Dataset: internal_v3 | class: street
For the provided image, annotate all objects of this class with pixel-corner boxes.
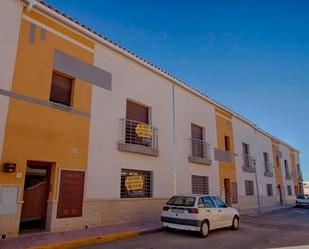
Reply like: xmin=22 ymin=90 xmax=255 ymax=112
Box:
xmin=77 ymin=207 xmax=309 ymax=249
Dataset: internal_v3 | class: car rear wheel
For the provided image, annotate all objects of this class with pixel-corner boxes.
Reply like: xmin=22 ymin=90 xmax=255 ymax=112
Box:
xmin=231 ymin=216 xmax=239 ymax=230
xmin=199 ymin=221 xmax=209 ymax=238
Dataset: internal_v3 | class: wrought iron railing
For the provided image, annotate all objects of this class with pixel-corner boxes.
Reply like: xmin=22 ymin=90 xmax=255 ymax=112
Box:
xmin=242 ymin=154 xmax=255 ymax=172
xmin=119 ymin=118 xmax=158 ymax=150
xmin=189 ymin=139 xmax=211 ymax=161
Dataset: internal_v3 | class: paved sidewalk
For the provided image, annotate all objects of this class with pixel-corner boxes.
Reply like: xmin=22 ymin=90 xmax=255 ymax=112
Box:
xmin=0 ymin=220 xmax=162 ymax=249
xmin=238 ymin=204 xmax=294 ymax=217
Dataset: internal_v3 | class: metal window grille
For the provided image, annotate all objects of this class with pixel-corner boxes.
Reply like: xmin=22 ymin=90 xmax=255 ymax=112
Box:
xmin=243 ymin=154 xmax=254 ymax=170
xmin=266 ymin=184 xmax=273 ymax=196
xmin=119 ymin=119 xmax=158 ymax=150
xmin=121 ymin=169 xmax=152 ymax=198
xmin=245 ymin=180 xmax=254 ymax=195
xmin=192 ymin=175 xmax=209 ymax=195
xmin=189 ymin=139 xmax=211 ymax=160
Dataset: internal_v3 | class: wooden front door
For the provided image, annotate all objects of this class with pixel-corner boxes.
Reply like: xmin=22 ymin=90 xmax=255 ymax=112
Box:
xmin=224 ymin=178 xmax=232 ymax=206
xmin=20 ymin=162 xmax=51 ymax=232
xmin=277 ymin=184 xmax=283 ymax=205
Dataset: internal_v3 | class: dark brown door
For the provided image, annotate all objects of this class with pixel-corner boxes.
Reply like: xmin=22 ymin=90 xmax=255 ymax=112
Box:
xmin=57 ymin=170 xmax=85 ymax=218
xmin=20 ymin=162 xmax=51 ymax=232
xmin=224 ymin=178 xmax=232 ymax=206
xmin=277 ymin=184 xmax=283 ymax=205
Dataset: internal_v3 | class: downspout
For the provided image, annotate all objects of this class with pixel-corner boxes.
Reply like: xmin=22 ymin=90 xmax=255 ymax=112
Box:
xmin=172 ymin=84 xmax=177 ymax=195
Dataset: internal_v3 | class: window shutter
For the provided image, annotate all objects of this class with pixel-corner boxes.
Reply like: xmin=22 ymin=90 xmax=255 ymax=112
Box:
xmin=57 ymin=170 xmax=85 ymax=218
xmin=126 ymin=101 xmax=149 ymax=124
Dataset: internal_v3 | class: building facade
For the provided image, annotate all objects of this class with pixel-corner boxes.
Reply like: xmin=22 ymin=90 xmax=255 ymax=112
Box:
xmin=0 ymin=0 xmax=303 ymax=237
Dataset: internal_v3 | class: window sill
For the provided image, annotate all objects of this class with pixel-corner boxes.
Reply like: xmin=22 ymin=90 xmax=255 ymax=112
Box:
xmin=117 ymin=142 xmax=159 ymax=157
xmin=188 ymin=156 xmax=211 ymax=165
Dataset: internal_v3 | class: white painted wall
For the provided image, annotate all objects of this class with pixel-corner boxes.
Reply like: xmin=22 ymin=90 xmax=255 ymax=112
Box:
xmin=0 ymin=0 xmax=22 ymax=161
xmin=86 ymin=44 xmax=174 ymax=199
xmin=233 ymin=118 xmax=276 ymax=199
xmin=255 ymin=131 xmax=277 ymax=199
xmin=174 ymin=85 xmax=220 ymax=196
xmin=233 ymin=118 xmax=258 ymax=197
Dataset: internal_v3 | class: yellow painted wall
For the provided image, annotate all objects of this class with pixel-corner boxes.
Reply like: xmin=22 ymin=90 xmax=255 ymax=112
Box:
xmin=0 ymin=9 xmax=94 ymax=201
xmin=290 ymin=150 xmax=299 ymax=192
xmin=272 ymin=142 xmax=282 ymax=189
xmin=215 ymin=108 xmax=236 ymax=192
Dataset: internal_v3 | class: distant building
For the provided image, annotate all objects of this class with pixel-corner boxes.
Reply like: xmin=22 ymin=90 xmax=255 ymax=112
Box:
xmin=304 ymin=182 xmax=309 ymax=195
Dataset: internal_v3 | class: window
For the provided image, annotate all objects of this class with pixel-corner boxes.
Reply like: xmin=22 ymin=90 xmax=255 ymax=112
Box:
xmin=242 ymin=143 xmax=250 ymax=155
xmin=245 ymin=180 xmax=254 ymax=195
xmin=284 ymin=160 xmax=289 ymax=177
xmin=263 ymin=152 xmax=269 ymax=172
xmin=224 ymin=136 xmax=230 ymax=151
xmin=266 ymin=184 xmax=273 ymax=196
xmin=50 ymin=71 xmax=73 ymax=106
xmin=232 ymin=182 xmax=238 ymax=204
xmin=191 ymin=124 xmax=204 ymax=158
xmin=125 ymin=100 xmax=151 ymax=146
xmin=287 ymin=185 xmax=292 ymax=196
xmin=121 ymin=169 xmax=152 ymax=198
xmin=57 ymin=170 xmax=85 ymax=218
xmin=166 ymin=196 xmax=195 ymax=207
xmin=212 ymin=197 xmax=226 ymax=208
xmin=202 ymin=196 xmax=215 ymax=208
xmin=126 ymin=100 xmax=149 ymax=123
xmin=276 ymin=156 xmax=280 ymax=167
xmin=192 ymin=175 xmax=209 ymax=195
xmin=242 ymin=143 xmax=251 ymax=168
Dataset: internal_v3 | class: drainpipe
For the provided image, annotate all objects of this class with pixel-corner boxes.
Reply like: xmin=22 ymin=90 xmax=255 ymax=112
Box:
xmin=172 ymin=85 xmax=177 ymax=195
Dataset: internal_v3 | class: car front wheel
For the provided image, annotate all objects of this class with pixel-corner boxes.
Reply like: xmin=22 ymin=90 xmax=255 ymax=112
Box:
xmin=199 ymin=221 xmax=209 ymax=238
xmin=231 ymin=216 xmax=239 ymax=230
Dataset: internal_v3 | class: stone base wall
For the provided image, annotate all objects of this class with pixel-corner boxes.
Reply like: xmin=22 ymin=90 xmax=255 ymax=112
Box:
xmin=0 ymin=203 xmax=22 ymax=237
xmin=235 ymin=195 xmax=278 ymax=209
xmin=48 ymin=198 xmax=167 ymax=233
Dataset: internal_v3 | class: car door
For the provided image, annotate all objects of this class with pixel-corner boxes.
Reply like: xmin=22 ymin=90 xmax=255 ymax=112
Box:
xmin=201 ymin=196 xmax=220 ymax=229
xmin=212 ymin=196 xmax=232 ymax=228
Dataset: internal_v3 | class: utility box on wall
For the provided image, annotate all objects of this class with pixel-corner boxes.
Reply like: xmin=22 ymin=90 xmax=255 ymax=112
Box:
xmin=2 ymin=163 xmax=16 ymax=173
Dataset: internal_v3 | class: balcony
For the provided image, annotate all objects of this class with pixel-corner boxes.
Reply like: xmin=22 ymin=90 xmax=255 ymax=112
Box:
xmin=242 ymin=154 xmax=255 ymax=173
xmin=117 ymin=119 xmax=159 ymax=156
xmin=264 ymin=161 xmax=274 ymax=177
xmin=188 ymin=139 xmax=211 ymax=165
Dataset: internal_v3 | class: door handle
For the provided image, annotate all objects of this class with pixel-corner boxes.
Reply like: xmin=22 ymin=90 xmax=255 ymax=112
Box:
xmin=218 ymin=210 xmax=222 ymax=212
xmin=206 ymin=210 xmax=210 ymax=212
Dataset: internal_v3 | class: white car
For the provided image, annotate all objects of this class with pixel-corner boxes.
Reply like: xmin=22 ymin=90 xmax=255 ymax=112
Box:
xmin=295 ymin=195 xmax=309 ymax=208
xmin=161 ymin=194 xmax=239 ymax=237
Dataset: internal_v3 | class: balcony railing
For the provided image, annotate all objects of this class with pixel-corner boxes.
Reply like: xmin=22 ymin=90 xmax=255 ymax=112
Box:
xmin=188 ymin=139 xmax=211 ymax=165
xmin=118 ymin=119 xmax=159 ymax=156
xmin=242 ymin=154 xmax=255 ymax=172
xmin=264 ymin=161 xmax=274 ymax=177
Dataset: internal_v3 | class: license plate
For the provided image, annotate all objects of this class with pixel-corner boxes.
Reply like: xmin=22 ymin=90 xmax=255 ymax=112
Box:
xmin=172 ymin=209 xmax=184 ymax=213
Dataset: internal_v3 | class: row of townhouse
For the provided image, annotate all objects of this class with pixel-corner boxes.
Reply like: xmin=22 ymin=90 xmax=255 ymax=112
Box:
xmin=0 ymin=0 xmax=303 ymax=237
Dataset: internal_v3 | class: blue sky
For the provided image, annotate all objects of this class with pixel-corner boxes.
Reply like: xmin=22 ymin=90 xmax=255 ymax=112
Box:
xmin=47 ymin=0 xmax=309 ymax=180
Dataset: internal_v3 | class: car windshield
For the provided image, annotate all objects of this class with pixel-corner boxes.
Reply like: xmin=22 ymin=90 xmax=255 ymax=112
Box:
xmin=166 ymin=196 xmax=196 ymax=207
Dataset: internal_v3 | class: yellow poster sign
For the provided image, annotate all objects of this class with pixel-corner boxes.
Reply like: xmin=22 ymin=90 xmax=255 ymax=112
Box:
xmin=135 ymin=124 xmax=152 ymax=138
xmin=125 ymin=175 xmax=144 ymax=191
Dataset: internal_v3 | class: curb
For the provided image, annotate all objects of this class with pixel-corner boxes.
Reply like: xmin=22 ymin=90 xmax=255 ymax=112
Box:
xmin=26 ymin=227 xmax=162 ymax=249
xmin=240 ymin=206 xmax=294 ymax=218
